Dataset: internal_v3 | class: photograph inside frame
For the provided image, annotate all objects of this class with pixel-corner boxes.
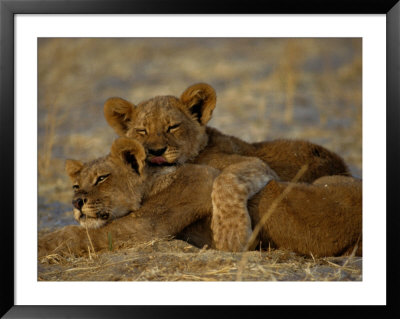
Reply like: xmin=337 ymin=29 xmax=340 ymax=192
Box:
xmin=37 ymin=38 xmax=362 ymax=282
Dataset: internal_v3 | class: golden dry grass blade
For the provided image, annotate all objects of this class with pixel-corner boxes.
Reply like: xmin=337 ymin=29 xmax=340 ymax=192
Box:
xmin=244 ymin=164 xmax=309 ymax=251
xmin=236 ymin=165 xmax=308 ymax=281
xmin=85 ymin=224 xmax=97 ymax=258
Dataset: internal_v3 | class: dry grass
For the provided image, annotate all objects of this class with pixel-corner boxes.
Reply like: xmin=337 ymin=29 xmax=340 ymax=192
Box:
xmin=236 ymin=164 xmax=309 ymax=280
xmin=38 ymin=38 xmax=362 ymax=281
xmin=38 ymin=238 xmax=362 ymax=281
xmin=38 ymin=98 xmax=62 ymax=178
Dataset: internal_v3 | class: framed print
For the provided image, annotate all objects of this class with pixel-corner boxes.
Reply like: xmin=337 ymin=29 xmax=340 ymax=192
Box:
xmin=1 ymin=0 xmax=399 ymax=318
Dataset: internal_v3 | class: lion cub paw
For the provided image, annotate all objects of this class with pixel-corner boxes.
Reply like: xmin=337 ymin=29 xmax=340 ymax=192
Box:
xmin=210 ymin=160 xmax=274 ymax=252
xmin=211 ymin=195 xmax=252 ymax=252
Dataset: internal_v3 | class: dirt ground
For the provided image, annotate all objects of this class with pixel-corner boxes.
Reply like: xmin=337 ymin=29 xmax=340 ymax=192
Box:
xmin=38 ymin=237 xmax=362 ymax=281
xmin=38 ymin=38 xmax=362 ymax=281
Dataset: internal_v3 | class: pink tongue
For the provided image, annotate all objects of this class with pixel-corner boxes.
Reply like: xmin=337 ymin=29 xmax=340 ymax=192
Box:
xmin=150 ymin=156 xmax=167 ymax=165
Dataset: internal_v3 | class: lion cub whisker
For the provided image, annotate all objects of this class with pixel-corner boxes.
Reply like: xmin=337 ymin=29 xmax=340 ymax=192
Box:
xmin=103 ymin=83 xmax=353 ymax=252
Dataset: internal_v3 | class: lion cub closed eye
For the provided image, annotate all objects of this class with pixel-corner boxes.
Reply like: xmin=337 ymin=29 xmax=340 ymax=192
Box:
xmin=59 ymin=137 xmax=361 ymax=258
xmin=103 ymin=83 xmax=351 ymax=252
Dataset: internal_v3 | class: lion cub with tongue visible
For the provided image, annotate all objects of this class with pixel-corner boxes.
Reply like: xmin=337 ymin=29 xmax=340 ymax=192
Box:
xmin=104 ymin=83 xmax=351 ymax=252
xmin=38 ymin=138 xmax=361 ymax=258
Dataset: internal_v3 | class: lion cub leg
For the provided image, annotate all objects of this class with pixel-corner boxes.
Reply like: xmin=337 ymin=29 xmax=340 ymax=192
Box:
xmin=211 ymin=158 xmax=278 ymax=252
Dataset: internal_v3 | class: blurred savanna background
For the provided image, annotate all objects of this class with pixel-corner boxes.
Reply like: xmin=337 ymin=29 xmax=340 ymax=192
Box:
xmin=38 ymin=38 xmax=362 ymax=281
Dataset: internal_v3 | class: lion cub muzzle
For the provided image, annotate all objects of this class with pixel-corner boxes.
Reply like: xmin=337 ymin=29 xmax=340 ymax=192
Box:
xmin=72 ymin=197 xmax=85 ymax=210
xmin=72 ymin=196 xmax=110 ymax=222
xmin=147 ymin=147 xmax=168 ymax=165
xmin=148 ymin=147 xmax=167 ymax=157
xmin=146 ymin=147 xmax=178 ymax=167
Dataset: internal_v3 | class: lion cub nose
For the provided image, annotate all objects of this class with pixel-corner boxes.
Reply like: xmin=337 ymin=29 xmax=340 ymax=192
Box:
xmin=148 ymin=147 xmax=167 ymax=156
xmin=72 ymin=198 xmax=84 ymax=210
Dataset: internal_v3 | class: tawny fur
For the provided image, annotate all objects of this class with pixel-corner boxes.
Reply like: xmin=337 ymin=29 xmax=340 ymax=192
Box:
xmin=249 ymin=176 xmax=362 ymax=256
xmin=103 ymin=83 xmax=349 ymax=181
xmin=211 ymin=158 xmax=277 ymax=251
xmin=102 ymin=83 xmax=351 ymax=251
xmin=38 ymin=138 xmax=361 ymax=258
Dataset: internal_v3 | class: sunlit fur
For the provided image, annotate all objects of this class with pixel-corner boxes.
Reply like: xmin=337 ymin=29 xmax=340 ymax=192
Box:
xmin=65 ymin=138 xmax=177 ymax=229
xmin=103 ymin=83 xmax=352 ymax=251
xmin=40 ymin=140 xmax=362 ymax=257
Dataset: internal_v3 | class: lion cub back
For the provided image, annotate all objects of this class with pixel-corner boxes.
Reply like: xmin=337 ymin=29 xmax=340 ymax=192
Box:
xmin=249 ymin=176 xmax=362 ymax=257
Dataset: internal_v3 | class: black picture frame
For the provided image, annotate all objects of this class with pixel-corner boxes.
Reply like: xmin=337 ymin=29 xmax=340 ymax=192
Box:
xmin=1 ymin=0 xmax=399 ymax=318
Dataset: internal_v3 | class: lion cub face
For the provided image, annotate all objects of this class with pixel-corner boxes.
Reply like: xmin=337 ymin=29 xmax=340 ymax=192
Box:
xmin=104 ymin=83 xmax=216 ymax=165
xmin=65 ymin=138 xmax=148 ymax=229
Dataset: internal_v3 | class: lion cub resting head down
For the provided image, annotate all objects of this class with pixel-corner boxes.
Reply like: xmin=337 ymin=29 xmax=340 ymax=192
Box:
xmin=103 ymin=83 xmax=352 ymax=252
xmin=65 ymin=138 xmax=179 ymax=229
xmin=104 ymin=82 xmax=350 ymax=181
xmin=59 ymin=138 xmax=362 ymax=257
xmin=38 ymin=137 xmax=218 ymax=257
xmin=104 ymin=84 xmax=215 ymax=166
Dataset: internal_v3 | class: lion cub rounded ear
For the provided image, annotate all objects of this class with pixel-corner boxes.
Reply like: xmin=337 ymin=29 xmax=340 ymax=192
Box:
xmin=65 ymin=159 xmax=84 ymax=179
xmin=180 ymin=83 xmax=216 ymax=125
xmin=110 ymin=138 xmax=146 ymax=175
xmin=104 ymin=97 xmax=136 ymax=136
